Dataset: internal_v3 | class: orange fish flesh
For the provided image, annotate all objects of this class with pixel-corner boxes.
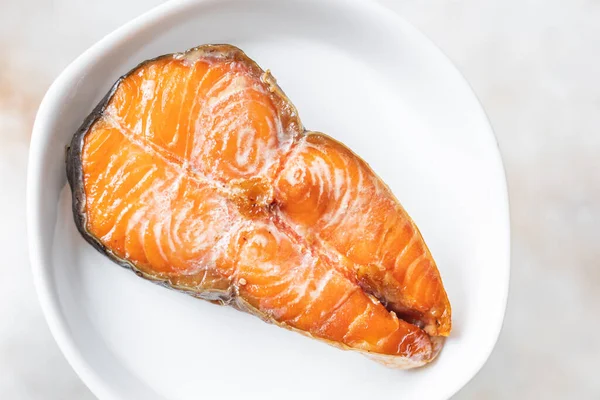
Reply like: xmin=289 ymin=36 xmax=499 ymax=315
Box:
xmin=66 ymin=44 xmax=451 ymax=369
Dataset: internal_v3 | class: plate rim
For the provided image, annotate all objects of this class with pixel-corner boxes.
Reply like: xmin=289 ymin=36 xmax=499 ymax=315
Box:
xmin=26 ymin=0 xmax=511 ymax=399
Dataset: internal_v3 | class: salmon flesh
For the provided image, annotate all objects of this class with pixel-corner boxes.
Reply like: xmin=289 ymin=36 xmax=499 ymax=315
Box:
xmin=66 ymin=44 xmax=451 ymax=368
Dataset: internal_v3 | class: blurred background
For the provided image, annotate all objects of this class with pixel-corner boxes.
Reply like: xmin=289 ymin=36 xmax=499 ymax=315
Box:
xmin=1 ymin=0 xmax=598 ymax=398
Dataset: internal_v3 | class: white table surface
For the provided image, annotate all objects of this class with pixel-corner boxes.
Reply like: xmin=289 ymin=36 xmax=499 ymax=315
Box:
xmin=1 ymin=0 xmax=598 ymax=398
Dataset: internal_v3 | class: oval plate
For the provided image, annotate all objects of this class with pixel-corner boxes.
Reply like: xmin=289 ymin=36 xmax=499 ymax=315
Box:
xmin=27 ymin=0 xmax=510 ymax=399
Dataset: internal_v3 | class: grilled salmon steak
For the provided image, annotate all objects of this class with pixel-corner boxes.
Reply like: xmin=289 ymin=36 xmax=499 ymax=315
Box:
xmin=67 ymin=44 xmax=451 ymax=368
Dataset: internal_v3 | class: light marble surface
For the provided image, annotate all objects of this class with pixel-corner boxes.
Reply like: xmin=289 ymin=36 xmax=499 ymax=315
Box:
xmin=1 ymin=0 xmax=598 ymax=398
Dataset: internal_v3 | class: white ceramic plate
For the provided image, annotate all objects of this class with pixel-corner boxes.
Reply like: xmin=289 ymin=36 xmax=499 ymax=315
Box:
xmin=27 ymin=0 xmax=510 ymax=399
